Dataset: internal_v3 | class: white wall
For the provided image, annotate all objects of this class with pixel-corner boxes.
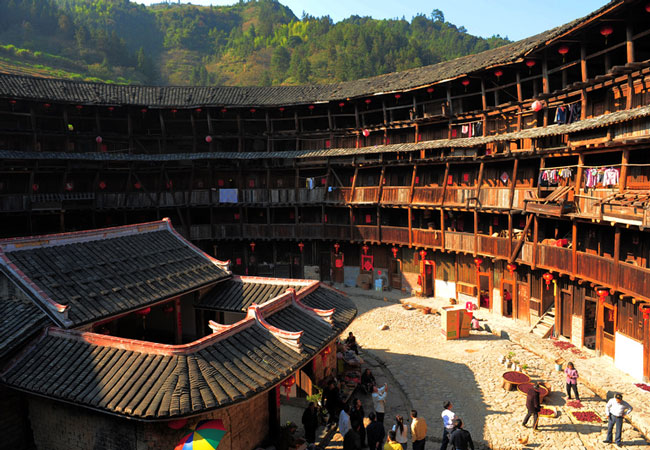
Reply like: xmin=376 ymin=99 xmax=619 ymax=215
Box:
xmin=614 ymin=332 xmax=644 ymax=381
xmin=435 ymin=279 xmax=456 ymax=299
xmin=492 ymin=288 xmax=503 ymax=316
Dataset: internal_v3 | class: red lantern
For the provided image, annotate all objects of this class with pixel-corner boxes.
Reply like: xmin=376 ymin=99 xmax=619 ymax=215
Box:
xmin=32 ymin=183 xmax=39 ymax=192
xmin=365 ymin=99 xmax=372 ymax=104
xmin=525 ymin=60 xmax=536 ymax=68
xmin=75 ymin=105 xmax=83 ymax=110
xmin=558 ymin=45 xmax=570 ymax=56
xmin=494 ymin=69 xmax=503 ymax=78
xmin=279 ymin=107 xmax=285 ymax=112
xmin=140 ymin=108 xmax=147 ymax=113
xmin=334 ymin=243 xmax=340 ymax=254
xmin=108 ymin=106 xmax=115 ymax=112
xmin=531 ymin=100 xmax=544 ymax=112
xmin=646 ymin=3 xmax=650 ymax=13
xmin=542 ymin=272 xmax=554 ymax=290
xmin=308 ymin=105 xmax=315 ymax=110
xmin=474 ymin=257 xmax=483 ymax=267
xmin=639 ymin=303 xmax=650 ymax=321
xmin=64 ymin=182 xmax=74 ymax=192
xmin=281 ymin=376 xmax=296 ymax=401
xmin=426 ymin=87 xmax=434 ymax=93
xmin=391 ymin=247 xmax=398 ymax=258
xmin=461 ymin=79 xmax=470 ymax=86
xmin=171 ymin=109 xmax=177 ymax=114
xmin=338 ymin=102 xmax=345 ymax=108
xmin=135 ymin=307 xmax=151 ymax=316
xmin=44 ymin=103 xmax=51 ymax=108
xmin=205 ymin=135 xmax=212 ymax=143
xmin=362 ymin=245 xmax=369 ymax=255
xmin=98 ymin=181 xmax=107 ymax=190
xmin=95 ymin=136 xmax=102 ymax=144
xmin=221 ymin=107 xmax=227 ymax=113
xmin=134 ymin=182 xmax=142 ymax=190
xmin=419 ymin=249 xmax=427 ymax=260
xmin=298 ymin=242 xmax=305 ymax=253
xmin=394 ymin=93 xmax=401 ymax=100
xmin=250 ymin=242 xmax=256 ymax=253
xmin=596 ymin=287 xmax=610 ymax=302
xmin=506 ymin=263 xmax=517 ymax=274
xmin=600 ymin=25 xmax=613 ymax=37
xmin=362 ymin=129 xmax=370 ymax=137
xmin=250 ymin=108 xmax=256 ymax=113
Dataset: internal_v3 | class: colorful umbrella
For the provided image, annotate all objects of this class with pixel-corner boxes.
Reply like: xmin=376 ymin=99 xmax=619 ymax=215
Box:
xmin=174 ymin=419 xmax=226 ymax=450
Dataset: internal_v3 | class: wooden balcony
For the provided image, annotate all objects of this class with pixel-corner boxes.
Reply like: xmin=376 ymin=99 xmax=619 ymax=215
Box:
xmin=190 ymin=224 xmax=212 ymax=240
xmin=412 ymin=187 xmax=444 ymax=205
xmin=478 ymin=235 xmax=509 ymax=258
xmin=297 ymin=187 xmax=326 ymax=203
xmin=576 ymin=252 xmax=615 ymax=284
xmin=296 ymin=223 xmax=324 ymax=239
xmin=411 ymin=228 xmax=442 ymax=248
xmin=618 ymin=263 xmax=650 ymax=300
xmin=537 ymin=245 xmax=573 ymax=273
xmin=324 ymin=224 xmax=351 ymax=240
xmin=380 ymin=187 xmax=410 ymax=205
xmin=243 ymin=223 xmax=271 ymax=239
xmin=214 ymin=224 xmax=242 ymax=239
xmin=325 ymin=187 xmax=352 ymax=203
xmin=380 ymin=226 xmax=409 ymax=245
xmin=271 ymin=224 xmax=296 ymax=239
xmin=444 ymin=231 xmax=475 ymax=253
xmin=241 ymin=189 xmax=269 ymax=204
xmin=351 ymin=225 xmax=379 ymax=242
xmin=0 ymin=194 xmax=29 ymax=212
xmin=351 ymin=187 xmax=380 ymax=204
xmin=444 ymin=187 xmax=477 ymax=206
xmin=189 ymin=190 xmax=211 ymax=205
xmin=269 ymin=189 xmax=296 ymax=204
xmin=477 ymin=188 xmax=511 ymax=209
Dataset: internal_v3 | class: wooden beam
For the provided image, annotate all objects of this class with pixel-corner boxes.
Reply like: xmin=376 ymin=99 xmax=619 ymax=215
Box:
xmin=532 ymin=215 xmax=538 ymax=269
xmin=613 ymin=226 xmax=621 ymax=289
xmin=408 ymin=206 xmax=413 ymax=248
xmin=627 ymin=24 xmax=635 ymax=64
xmin=509 ymin=158 xmax=519 ymax=210
xmin=509 ymin=214 xmax=533 ymax=263
xmin=480 ymin=79 xmax=487 ymax=111
xmin=516 ymin=71 xmax=523 ymax=102
xmin=620 ymin=149 xmax=629 ymax=192
xmin=473 ymin=210 xmax=478 ymax=257
xmin=508 ymin=213 xmax=513 ymax=257
xmin=572 ymin=220 xmax=578 ymax=277
xmin=542 ymin=53 xmax=550 ymax=94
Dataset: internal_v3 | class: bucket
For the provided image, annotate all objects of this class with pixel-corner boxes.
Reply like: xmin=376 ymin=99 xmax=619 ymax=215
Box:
xmin=555 ymin=363 xmax=563 ymax=371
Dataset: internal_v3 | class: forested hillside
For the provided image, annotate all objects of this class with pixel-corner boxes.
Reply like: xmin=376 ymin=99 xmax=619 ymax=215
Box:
xmin=0 ymin=0 xmax=509 ymax=86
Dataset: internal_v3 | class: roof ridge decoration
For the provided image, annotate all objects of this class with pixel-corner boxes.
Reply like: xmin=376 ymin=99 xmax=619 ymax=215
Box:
xmin=248 ymin=292 xmax=303 ymax=352
xmin=235 ymin=275 xmax=314 ymax=286
xmin=287 ymin=285 xmax=335 ymax=325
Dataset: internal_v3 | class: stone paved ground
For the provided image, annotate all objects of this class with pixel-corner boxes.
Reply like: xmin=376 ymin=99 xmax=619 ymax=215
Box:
xmin=322 ymin=287 xmax=650 ymax=450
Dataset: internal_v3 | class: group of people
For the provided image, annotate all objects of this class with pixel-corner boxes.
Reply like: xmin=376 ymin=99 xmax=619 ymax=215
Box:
xmin=340 ymin=408 xmax=428 ymax=450
xmin=520 ymin=362 xmax=634 ymax=447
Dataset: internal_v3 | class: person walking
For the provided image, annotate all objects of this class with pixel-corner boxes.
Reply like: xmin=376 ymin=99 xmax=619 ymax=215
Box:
xmin=301 ymin=401 xmax=319 ymax=445
xmin=350 ymin=397 xmax=366 ymax=448
xmin=449 ymin=418 xmax=474 ymax=450
xmin=391 ymin=415 xmax=408 ymax=450
xmin=324 ymin=380 xmax=342 ymax=427
xmin=604 ymin=393 xmax=633 ymax=446
xmin=440 ymin=401 xmax=456 ymax=450
xmin=372 ymin=383 xmax=388 ymax=423
xmin=344 ymin=422 xmax=363 ymax=450
xmin=339 ymin=404 xmax=352 ymax=438
xmin=384 ymin=430 xmax=403 ymax=450
xmin=564 ymin=362 xmax=580 ymax=401
xmin=411 ymin=409 xmax=427 ymax=450
xmin=522 ymin=382 xmax=541 ymax=430
xmin=367 ymin=412 xmax=386 ymax=450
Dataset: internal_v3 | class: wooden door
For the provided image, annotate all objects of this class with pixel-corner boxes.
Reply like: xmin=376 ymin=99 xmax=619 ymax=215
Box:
xmin=389 ymin=259 xmax=402 ymax=289
xmin=502 ymin=281 xmax=514 ymax=317
xmin=601 ymin=302 xmax=616 ymax=359
xmin=421 ymin=261 xmax=435 ymax=297
xmin=478 ymin=273 xmax=491 ymax=309
xmin=560 ymin=290 xmax=572 ymax=338
xmin=517 ymin=283 xmax=530 ymax=325
xmin=331 ymin=252 xmax=344 ymax=283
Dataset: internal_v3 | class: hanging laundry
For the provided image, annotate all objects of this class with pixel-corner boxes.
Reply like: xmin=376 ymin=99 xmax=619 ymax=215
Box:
xmin=451 ymin=128 xmax=458 ymax=138
xmin=555 ymin=106 xmax=567 ymax=125
xmin=306 ymin=177 xmax=314 ymax=189
xmin=472 ymin=121 xmax=483 ymax=136
xmin=602 ymin=167 xmax=619 ymax=186
xmin=461 ymin=124 xmax=469 ymax=136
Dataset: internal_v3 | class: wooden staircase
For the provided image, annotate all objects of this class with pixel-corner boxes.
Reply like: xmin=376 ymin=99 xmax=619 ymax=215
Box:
xmin=530 ymin=306 xmax=555 ymax=339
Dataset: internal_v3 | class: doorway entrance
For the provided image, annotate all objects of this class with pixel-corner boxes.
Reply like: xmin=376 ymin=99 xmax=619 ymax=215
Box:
xmin=559 ymin=289 xmax=573 ymax=339
xmin=600 ymin=302 xmax=616 ymax=359
xmin=389 ymin=259 xmax=402 ymax=290
xmin=501 ymin=281 xmax=514 ymax=318
xmin=421 ymin=260 xmax=435 ymax=297
xmin=478 ymin=273 xmax=491 ymax=309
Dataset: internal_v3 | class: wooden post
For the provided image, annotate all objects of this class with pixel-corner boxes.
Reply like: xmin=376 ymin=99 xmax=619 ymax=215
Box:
xmin=237 ymin=113 xmax=243 ymax=153
xmin=532 ymin=215 xmax=538 ymax=269
xmin=206 ymin=109 xmax=215 ymax=151
xmin=620 ymin=149 xmax=629 ymax=192
xmin=473 ymin=210 xmax=479 ymax=257
xmin=627 ymin=24 xmax=635 ymax=64
xmin=350 ymin=166 xmax=359 ymax=203
xmin=190 ymin=112 xmax=197 ymax=153
xmin=574 ymin=153 xmax=585 ymax=203
xmin=626 ymin=74 xmax=634 ymax=110
xmin=537 ymin=157 xmax=546 ymax=198
xmin=408 ymin=207 xmax=413 ymax=248
xmin=446 ymin=85 xmax=453 ymax=116
xmin=581 ymin=46 xmax=588 ymax=120
xmin=481 ymin=79 xmax=487 ymax=111
xmin=509 ymin=214 xmax=533 ymax=263
xmin=266 ymin=111 xmax=271 ymax=152
xmin=613 ymin=226 xmax=621 ymax=289
xmin=509 ymin=158 xmax=519 ymax=210
xmin=542 ymin=53 xmax=550 ymax=94
xmin=476 ymin=161 xmax=485 ymax=206
xmin=409 ymin=165 xmax=418 ymax=203
xmin=377 ymin=166 xmax=386 ymax=242
xmin=516 ymin=71 xmax=523 ymax=102
xmin=508 ymin=213 xmax=513 ymax=256
xmin=572 ymin=221 xmax=578 ymax=276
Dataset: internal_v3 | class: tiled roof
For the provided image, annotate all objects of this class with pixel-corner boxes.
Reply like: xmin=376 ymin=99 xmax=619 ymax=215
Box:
xmin=0 ymin=285 xmax=356 ymax=420
xmin=196 ymin=276 xmax=312 ymax=312
xmin=0 ymin=219 xmax=230 ymax=328
xmin=2 ymin=101 xmax=649 ymax=163
xmin=0 ymin=2 xmax=622 ymax=107
xmin=0 ymin=295 xmax=51 ymax=361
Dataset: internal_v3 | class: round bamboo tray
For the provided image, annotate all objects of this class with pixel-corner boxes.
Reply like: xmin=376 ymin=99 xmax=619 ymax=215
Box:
xmin=501 ymin=371 xmax=530 ymax=391
xmin=517 ymin=382 xmax=549 ymax=403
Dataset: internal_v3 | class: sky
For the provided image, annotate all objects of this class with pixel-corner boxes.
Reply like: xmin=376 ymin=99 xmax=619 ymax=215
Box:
xmin=132 ymin=0 xmax=608 ymax=41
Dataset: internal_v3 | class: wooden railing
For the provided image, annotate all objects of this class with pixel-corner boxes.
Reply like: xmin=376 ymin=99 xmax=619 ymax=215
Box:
xmin=297 ymin=187 xmax=326 ymax=203
xmin=352 ymin=225 xmax=379 ymax=242
xmin=190 ymin=224 xmax=212 ymax=240
xmin=444 ymin=187 xmax=477 ymax=206
xmin=0 ymin=194 xmax=29 ymax=212
xmin=296 ymin=224 xmax=324 ymax=239
xmin=325 ymin=187 xmax=352 ymax=203
xmin=412 ymin=228 xmax=442 ymax=248
xmin=618 ymin=263 xmax=650 ymax=299
xmin=519 ymin=242 xmax=534 ymax=264
xmin=271 ymin=224 xmax=296 ymax=239
xmin=380 ymin=187 xmax=410 ymax=204
xmin=243 ymin=224 xmax=271 ymax=238
xmin=351 ymin=187 xmax=380 ymax=203
xmin=412 ymin=187 xmax=444 ymax=205
xmin=241 ymin=189 xmax=269 ymax=204
xmin=269 ymin=189 xmax=296 ymax=204
xmin=444 ymin=231 xmax=475 ymax=253
xmin=381 ymin=226 xmax=409 ymax=245
xmin=538 ymin=245 xmax=573 ymax=273
xmin=214 ymin=224 xmax=242 ymax=239
xmin=478 ymin=188 xmax=511 ymax=209
xmin=576 ymin=252 xmax=615 ymax=284
xmin=189 ymin=190 xmax=211 ymax=205
xmin=478 ymin=235 xmax=509 ymax=258
xmin=324 ymin=224 xmax=350 ymax=240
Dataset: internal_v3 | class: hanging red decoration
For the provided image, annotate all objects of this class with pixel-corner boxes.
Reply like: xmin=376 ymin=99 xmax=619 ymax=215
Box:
xmin=506 ymin=263 xmax=517 ymax=274
xmin=334 ymin=243 xmax=340 ymax=254
xmin=391 ymin=246 xmax=398 ymax=258
xmin=195 ymin=108 xmax=202 ymax=113
xmin=171 ymin=109 xmax=177 ymax=114
xmin=365 ymin=99 xmax=372 ymax=104
xmin=135 ymin=307 xmax=151 ymax=316
xmin=281 ymin=375 xmax=296 ymax=400
xmin=134 ymin=182 xmax=142 ymax=189
xmin=596 ymin=287 xmax=610 ymax=302
xmin=531 ymin=100 xmax=544 ymax=112
xmin=308 ymin=105 xmax=315 ymax=110
xmin=362 ymin=129 xmax=370 ymax=137
xmin=95 ymin=136 xmax=102 ymax=144
xmin=44 ymin=103 xmax=51 ymax=108
xmin=646 ymin=3 xmax=650 ymax=13
xmin=461 ymin=79 xmax=470 ymax=86
xmin=9 ymin=100 xmax=16 ymax=105
xmin=558 ymin=45 xmax=570 ymax=56
xmin=427 ymin=87 xmax=434 ymax=93
xmin=205 ymin=135 xmax=213 ymax=143
xmin=75 ymin=105 xmax=83 ymax=110
xmin=525 ymin=60 xmax=536 ymax=68
xmin=639 ymin=303 xmax=650 ymax=320
xmin=249 ymin=242 xmax=256 ymax=253
xmin=32 ymin=183 xmax=39 ymax=192
xmin=163 ymin=304 xmax=174 ymax=314
xmin=394 ymin=93 xmax=401 ymax=100
xmin=542 ymin=272 xmax=554 ymax=290
xmin=250 ymin=108 xmax=256 ymax=113
xmin=279 ymin=107 xmax=285 ymax=112
xmin=474 ymin=257 xmax=483 ymax=267
xmin=221 ymin=107 xmax=227 ymax=113
xmin=362 ymin=245 xmax=369 ymax=255
xmin=600 ymin=25 xmax=613 ymax=37
xmin=108 ymin=106 xmax=115 ymax=112
xmin=298 ymin=242 xmax=305 ymax=253
xmin=338 ymin=102 xmax=345 ymax=108
xmin=64 ymin=182 xmax=74 ymax=192
xmin=494 ymin=69 xmax=503 ymax=78
xmin=419 ymin=249 xmax=427 ymax=260
xmin=98 ymin=181 xmax=107 ymax=190
xmin=140 ymin=108 xmax=147 ymax=113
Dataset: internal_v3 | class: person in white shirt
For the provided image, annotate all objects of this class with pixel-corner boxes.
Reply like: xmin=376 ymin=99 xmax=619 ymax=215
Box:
xmin=338 ymin=403 xmax=352 ymax=437
xmin=391 ymin=415 xmax=408 ymax=449
xmin=604 ymin=393 xmax=632 ymax=446
xmin=372 ymin=383 xmax=388 ymax=423
xmin=440 ymin=401 xmax=456 ymax=450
